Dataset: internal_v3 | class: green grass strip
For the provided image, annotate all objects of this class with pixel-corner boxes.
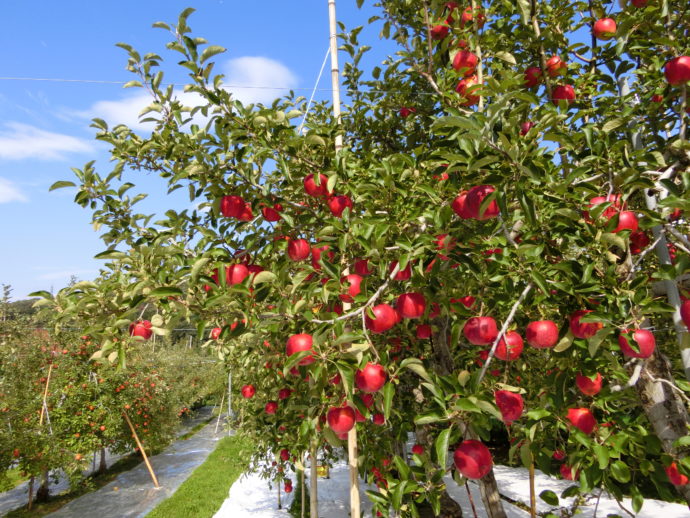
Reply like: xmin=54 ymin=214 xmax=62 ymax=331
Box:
xmin=146 ymin=434 xmax=253 ymax=518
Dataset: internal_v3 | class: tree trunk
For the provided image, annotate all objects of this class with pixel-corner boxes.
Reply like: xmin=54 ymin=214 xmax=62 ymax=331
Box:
xmin=634 ymin=352 xmax=690 ymax=507
xmin=35 ymin=469 xmax=50 ymax=503
xmin=98 ymin=447 xmax=107 ymax=474
xmin=431 ymin=317 xmax=507 ymax=518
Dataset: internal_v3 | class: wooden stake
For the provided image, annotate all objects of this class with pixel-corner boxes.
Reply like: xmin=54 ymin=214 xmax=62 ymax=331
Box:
xmin=122 ymin=410 xmax=160 ymax=488
xmin=347 ymin=426 xmax=360 ymax=517
xmin=529 ymin=460 xmax=537 ymax=518
xmin=28 ymin=476 xmax=34 ymax=511
xmin=310 ymin=443 xmax=318 ymax=518
xmin=301 ymin=455 xmax=306 ymax=518
xmin=278 ymin=478 xmax=282 ymax=509
xmin=39 ymin=363 xmax=53 ymax=426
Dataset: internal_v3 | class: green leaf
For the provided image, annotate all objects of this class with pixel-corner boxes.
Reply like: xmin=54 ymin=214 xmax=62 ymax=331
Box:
xmin=399 ymin=358 xmax=431 ymax=382
xmin=539 ymin=489 xmax=559 ymax=506
xmin=554 ymin=330 xmax=574 ymax=352
xmin=493 ymin=51 xmax=516 ymax=65
xmin=190 ymin=257 xmax=210 ymax=282
xmin=28 ymin=290 xmax=54 ymax=300
xmin=414 ymin=412 xmax=445 ymax=425
xmin=602 ymin=118 xmax=624 ymax=133
xmin=383 ymin=382 xmax=394 ymax=420
xmin=123 ymin=80 xmax=143 ymax=89
xmin=611 ymin=460 xmax=631 ymax=483
xmin=252 ymin=271 xmax=277 ymax=284
xmin=94 ymin=250 xmax=128 ymax=260
xmin=435 ymin=428 xmax=451 ymax=469
xmin=200 ymin=45 xmax=226 ymax=63
xmin=593 ymin=444 xmax=610 ymax=469
xmin=49 ymin=180 xmax=76 ymax=191
xmin=148 ymin=287 xmax=183 ymax=298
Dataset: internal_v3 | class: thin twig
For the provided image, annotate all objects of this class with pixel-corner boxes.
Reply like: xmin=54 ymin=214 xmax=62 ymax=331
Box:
xmin=625 ymin=234 xmax=663 ymax=281
xmin=610 ymin=360 xmax=644 ymax=392
xmin=476 ymin=283 xmax=533 ymax=386
xmin=665 ymin=224 xmax=690 ymax=255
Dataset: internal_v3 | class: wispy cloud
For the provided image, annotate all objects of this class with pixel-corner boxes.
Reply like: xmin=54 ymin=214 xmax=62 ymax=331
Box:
xmin=0 ymin=122 xmax=94 ymax=160
xmin=74 ymin=56 xmax=299 ymax=131
xmin=0 ymin=177 xmax=28 ymax=203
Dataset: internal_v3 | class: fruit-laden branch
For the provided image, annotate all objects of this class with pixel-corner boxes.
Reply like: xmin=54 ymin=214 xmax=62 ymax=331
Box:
xmin=476 ymin=282 xmax=533 ymax=387
xmin=310 ymin=263 xmax=400 ymax=324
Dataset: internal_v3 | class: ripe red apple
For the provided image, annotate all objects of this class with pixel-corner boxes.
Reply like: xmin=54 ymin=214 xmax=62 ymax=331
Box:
xmin=566 ymin=407 xmax=597 ymax=434
xmin=327 ymin=405 xmax=356 ymax=434
xmin=328 ymin=195 xmax=354 ymax=218
xmin=575 ymin=373 xmax=602 ymax=396
xmin=519 ymin=121 xmax=535 ymax=135
xmin=455 ymin=75 xmax=481 ymax=106
xmin=681 ymin=299 xmax=690 ymax=329
xmin=284 ymin=481 xmax=293 ymax=493
xmin=241 ymin=384 xmax=255 ymax=399
xmin=466 ymin=185 xmax=499 ymax=220
xmin=613 ymin=211 xmax=638 ymax=233
xmin=286 ymin=333 xmax=315 ymax=365
xmin=593 ymin=18 xmax=617 ymax=40
xmin=278 ymin=388 xmax=291 ymax=400
xmin=226 ymin=263 xmax=249 ymax=285
xmin=210 ymin=327 xmax=222 ymax=340
xmin=396 ymin=292 xmax=426 ymax=319
xmin=585 ymin=194 xmax=623 ymax=221
xmin=311 ymin=245 xmax=334 ymax=271
xmin=525 ymin=320 xmax=559 ymax=349
xmin=303 ymin=173 xmax=331 ymax=197
xmin=265 ymin=401 xmax=278 ymax=414
xmin=237 ymin=203 xmax=253 ymax=221
xmin=524 ymin=66 xmax=542 ymax=88
xmin=629 ymin=230 xmax=650 ymax=255
xmin=434 ymin=233 xmax=456 ymax=260
xmin=452 ymin=190 xmax=474 ymax=219
xmin=287 ymin=238 xmax=311 ymax=261
xmin=409 ymin=444 xmax=424 ymax=455
xmin=261 ymin=203 xmax=282 ymax=222
xmin=460 ymin=6 xmax=485 ymax=28
xmin=339 ymin=274 xmax=363 ymax=303
xmin=453 ymin=440 xmax=492 ymax=479
xmin=666 ymin=462 xmax=689 ymax=486
xmin=416 ymin=324 xmax=432 ymax=339
xmin=360 ymin=393 xmax=374 ymax=409
xmin=280 ymin=448 xmax=290 ymax=461
xmin=552 ymin=450 xmax=566 ymax=461
xmin=494 ymin=390 xmax=524 ymax=424
xmin=494 ymin=331 xmax=524 ymax=361
xmin=389 ymin=260 xmax=412 ymax=280
xmin=399 ymin=106 xmax=416 ymax=118
xmin=545 ymin=56 xmax=567 ymax=77
xmin=430 ymin=23 xmax=450 ymax=40
xmin=463 ymin=316 xmax=498 ymax=345
xmin=618 ymin=329 xmax=655 ymax=358
xmin=452 ymin=296 xmax=476 ymax=309
xmin=365 ymin=304 xmax=398 ymax=333
xmin=372 ymin=413 xmax=385 ymax=425
xmin=129 ymin=320 xmax=153 ymax=340
xmin=552 ymin=85 xmax=576 ymax=105
xmin=452 ymin=50 xmax=478 ymax=77
xmin=220 ymin=195 xmax=245 ymax=218
xmin=630 ymin=0 xmax=648 ymax=6
xmin=569 ymin=310 xmax=603 ymax=339
xmin=664 ymin=56 xmax=690 ymax=86
xmin=560 ymin=463 xmax=579 ymax=481
xmin=354 ymin=258 xmax=373 ymax=276
xmin=355 ymin=362 xmax=387 ymax=393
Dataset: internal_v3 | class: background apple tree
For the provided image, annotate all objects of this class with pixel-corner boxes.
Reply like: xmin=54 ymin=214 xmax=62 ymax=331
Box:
xmin=45 ymin=0 xmax=690 ymax=516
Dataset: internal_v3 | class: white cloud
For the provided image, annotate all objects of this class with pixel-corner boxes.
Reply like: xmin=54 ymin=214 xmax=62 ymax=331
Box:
xmin=0 ymin=122 xmax=94 ymax=160
xmin=0 ymin=177 xmax=28 ymax=203
xmin=76 ymin=56 xmax=298 ymax=131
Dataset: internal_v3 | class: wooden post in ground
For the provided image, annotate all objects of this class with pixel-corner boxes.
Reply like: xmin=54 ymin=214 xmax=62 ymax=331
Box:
xmin=309 ymin=443 xmax=318 ymax=518
xmin=122 ymin=410 xmax=160 ymax=488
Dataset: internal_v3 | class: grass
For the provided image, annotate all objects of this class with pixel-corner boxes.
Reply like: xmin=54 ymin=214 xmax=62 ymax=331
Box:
xmin=145 ymin=434 xmax=254 ymax=518
xmin=0 ymin=468 xmax=27 ymax=492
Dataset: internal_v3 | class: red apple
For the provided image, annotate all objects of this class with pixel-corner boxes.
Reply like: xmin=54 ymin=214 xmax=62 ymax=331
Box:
xmin=460 ymin=6 xmax=485 ymax=28
xmin=495 ymin=390 xmax=524 ymax=424
xmin=618 ymin=329 xmax=655 ymax=358
xmin=416 ymin=324 xmax=432 ymax=339
xmin=435 ymin=233 xmax=456 ymax=259
xmin=278 ymin=388 xmax=291 ymax=400
xmin=354 ymin=258 xmax=373 ymax=276
xmin=552 ymin=85 xmax=576 ymax=105
xmin=545 ymin=56 xmax=567 ymax=77
xmin=399 ymin=106 xmax=416 ymax=118
xmin=566 ymin=407 xmax=597 ymax=434
xmin=220 ymin=195 xmax=245 ymax=218
xmin=411 ymin=444 xmax=424 ymax=455
xmin=630 ymin=230 xmax=650 ymax=255
xmin=280 ymin=448 xmax=290 ymax=461
xmin=586 ymin=194 xmax=623 ymax=221
xmin=129 ymin=320 xmax=153 ymax=340
xmin=664 ymin=56 xmax=690 ymax=86
xmin=360 ymin=393 xmax=375 ymax=409
xmin=372 ymin=413 xmax=385 ymax=425
xmin=328 ymin=195 xmax=354 ymax=218
xmin=284 ymin=481 xmax=293 ymax=493
xmin=452 ymin=190 xmax=474 ymax=219
xmin=666 ymin=462 xmax=689 ymax=486
xmin=569 ymin=310 xmax=603 ymax=339
xmin=681 ymin=299 xmax=690 ymax=329
xmin=365 ymin=304 xmax=398 ymax=333
xmin=455 ymin=75 xmax=481 ymax=106
xmin=560 ymin=463 xmax=579 ymax=480
xmin=286 ymin=333 xmax=315 ymax=365
xmin=226 ymin=263 xmax=249 ymax=285
xmin=355 ymin=362 xmax=387 ymax=393
xmin=613 ymin=211 xmax=638 ymax=233
xmin=453 ymin=440 xmax=492 ymax=479
xmin=630 ymin=0 xmax=648 ymax=6
xmin=524 ymin=66 xmax=542 ymax=88
xmin=303 ymin=173 xmax=331 ymax=197
xmin=261 ymin=203 xmax=282 ymax=222
xmin=327 ymin=405 xmax=356 ymax=434
xmin=525 ymin=320 xmax=559 ymax=349
xmin=265 ymin=401 xmax=278 ymax=414
xmin=241 ymin=384 xmax=255 ymax=399
xmin=237 ymin=203 xmax=253 ymax=221
xmin=339 ymin=274 xmax=363 ymax=303
xmin=389 ymin=260 xmax=412 ymax=280
xmin=494 ymin=331 xmax=524 ymax=361
xmin=311 ymin=245 xmax=334 ymax=271
xmin=553 ymin=450 xmax=566 ymax=461
xmin=519 ymin=121 xmax=535 ymax=135
xmin=287 ymin=238 xmax=311 ymax=261
xmin=452 ymin=50 xmax=478 ymax=77
xmin=463 ymin=316 xmax=498 ymax=345
xmin=593 ymin=18 xmax=617 ymax=40
xmin=210 ymin=327 xmax=222 ymax=340
xmin=396 ymin=292 xmax=426 ymax=319
xmin=466 ymin=185 xmax=499 ymax=220
xmin=430 ymin=23 xmax=450 ymax=40
xmin=575 ymin=372 xmax=602 ymax=396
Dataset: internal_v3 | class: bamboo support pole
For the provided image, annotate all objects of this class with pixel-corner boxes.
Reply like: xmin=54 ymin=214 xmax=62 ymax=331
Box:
xmin=122 ymin=410 xmax=160 ymax=488
xmin=39 ymin=363 xmax=53 ymax=426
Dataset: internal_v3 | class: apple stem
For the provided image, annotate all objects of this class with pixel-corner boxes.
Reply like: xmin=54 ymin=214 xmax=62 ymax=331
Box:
xmin=476 ymin=283 xmax=533 ymax=388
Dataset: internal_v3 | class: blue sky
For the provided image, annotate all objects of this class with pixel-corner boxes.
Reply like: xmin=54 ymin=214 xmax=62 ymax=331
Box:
xmin=0 ymin=0 xmax=388 ymax=299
